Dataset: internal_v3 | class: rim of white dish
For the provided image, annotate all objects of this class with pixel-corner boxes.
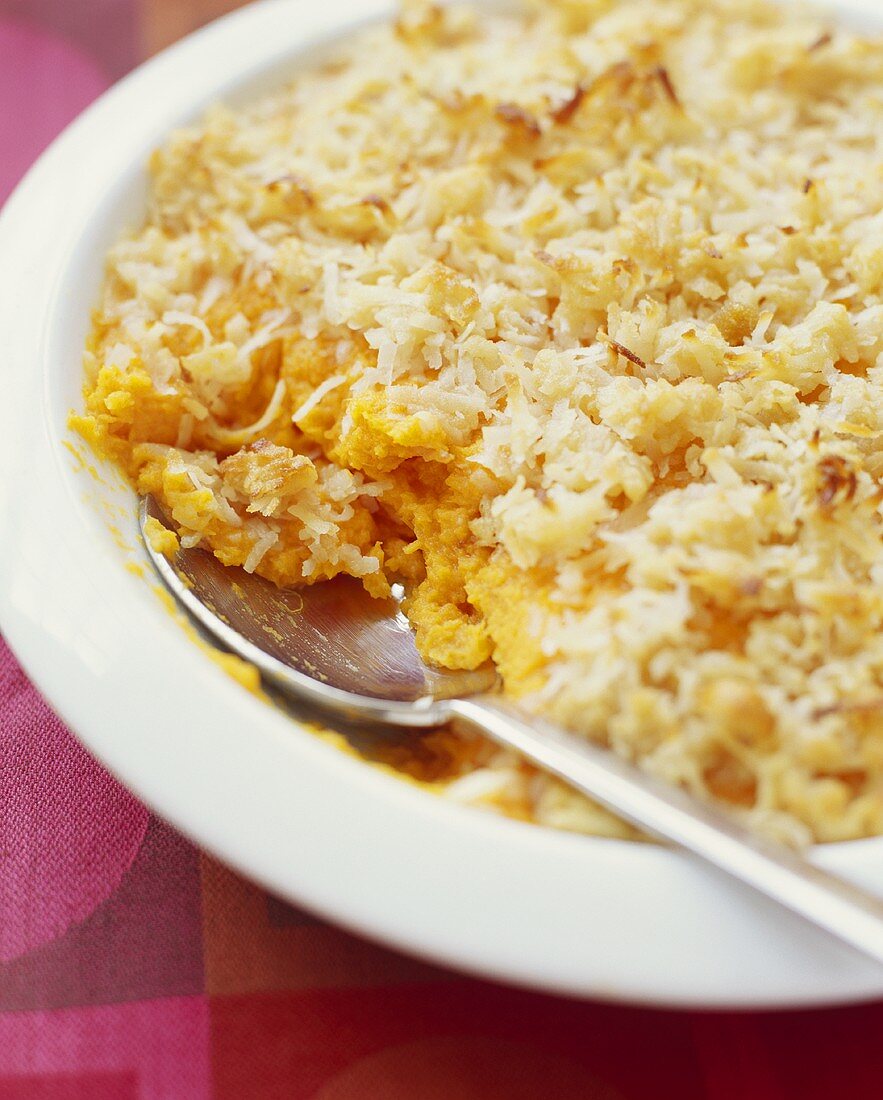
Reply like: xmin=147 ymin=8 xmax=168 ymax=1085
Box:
xmin=2 ymin=0 xmax=883 ymax=1009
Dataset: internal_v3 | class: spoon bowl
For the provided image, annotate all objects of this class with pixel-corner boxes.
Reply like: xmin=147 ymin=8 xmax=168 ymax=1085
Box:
xmin=141 ymin=496 xmax=496 ymax=726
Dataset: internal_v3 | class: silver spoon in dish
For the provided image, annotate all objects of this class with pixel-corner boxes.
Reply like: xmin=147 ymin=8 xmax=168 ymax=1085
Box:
xmin=140 ymin=494 xmax=883 ymax=966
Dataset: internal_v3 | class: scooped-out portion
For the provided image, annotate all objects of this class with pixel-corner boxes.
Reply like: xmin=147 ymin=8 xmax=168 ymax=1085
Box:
xmin=75 ymin=0 xmax=883 ymax=844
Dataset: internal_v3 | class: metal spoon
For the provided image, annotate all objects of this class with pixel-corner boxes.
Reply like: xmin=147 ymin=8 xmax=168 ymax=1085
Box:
xmin=140 ymin=494 xmax=883 ymax=966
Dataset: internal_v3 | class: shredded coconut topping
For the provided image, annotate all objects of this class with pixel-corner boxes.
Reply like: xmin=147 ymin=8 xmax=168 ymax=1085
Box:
xmin=75 ymin=0 xmax=883 ymax=844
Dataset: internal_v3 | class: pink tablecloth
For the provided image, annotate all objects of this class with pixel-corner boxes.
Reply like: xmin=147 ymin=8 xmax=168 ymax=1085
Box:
xmin=3 ymin=3 xmax=883 ymax=1096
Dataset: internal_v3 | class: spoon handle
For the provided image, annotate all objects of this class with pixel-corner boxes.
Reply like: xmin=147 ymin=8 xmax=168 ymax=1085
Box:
xmin=448 ymin=695 xmax=883 ymax=967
